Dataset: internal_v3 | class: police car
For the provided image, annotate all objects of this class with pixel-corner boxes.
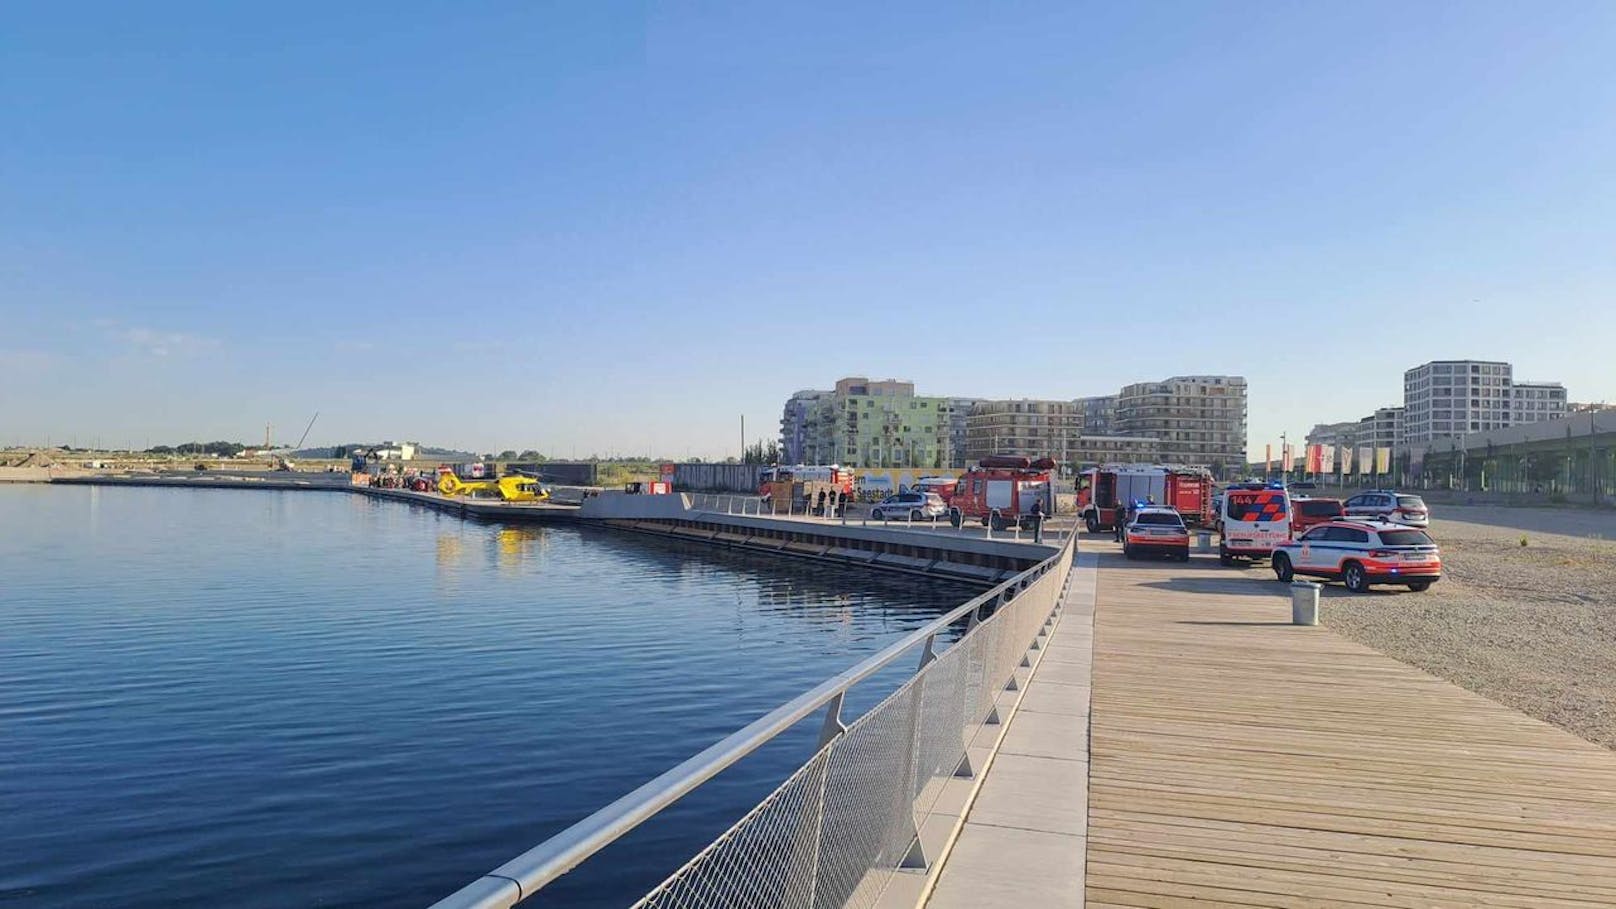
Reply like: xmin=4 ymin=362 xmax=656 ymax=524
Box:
xmin=1270 ymin=519 xmax=1442 ymax=593
xmin=1343 ymin=490 xmax=1431 ymax=528
xmin=1123 ymin=505 xmax=1191 ymax=561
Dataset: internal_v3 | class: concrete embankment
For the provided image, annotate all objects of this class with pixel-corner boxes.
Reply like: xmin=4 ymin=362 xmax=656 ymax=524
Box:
xmin=41 ymin=476 xmax=1039 ymax=584
xmin=358 ymin=486 xmax=1047 ymax=585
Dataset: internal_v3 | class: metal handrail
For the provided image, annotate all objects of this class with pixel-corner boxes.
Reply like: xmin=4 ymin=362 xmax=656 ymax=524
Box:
xmin=430 ymin=540 xmax=1070 ymax=908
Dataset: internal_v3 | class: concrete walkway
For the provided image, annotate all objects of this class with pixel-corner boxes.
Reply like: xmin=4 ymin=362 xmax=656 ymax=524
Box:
xmin=923 ymin=541 xmax=1616 ymax=908
xmin=926 ymin=552 xmax=1097 ymax=908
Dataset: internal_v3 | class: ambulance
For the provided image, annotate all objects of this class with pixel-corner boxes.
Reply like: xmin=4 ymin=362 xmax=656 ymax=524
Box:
xmin=1217 ymin=483 xmax=1292 ymax=566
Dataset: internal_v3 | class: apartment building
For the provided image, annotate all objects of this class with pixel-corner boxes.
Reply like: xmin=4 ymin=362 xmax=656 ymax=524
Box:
xmin=963 ymin=400 xmax=1084 ymax=464
xmin=783 ymin=375 xmax=1242 ymax=471
xmin=942 ymin=397 xmax=985 ymax=468
xmin=779 ymin=389 xmax=830 ymax=464
xmin=1075 ymin=395 xmax=1116 ymax=435
xmin=1306 ymin=420 xmax=1360 ymax=450
xmin=1114 ymin=375 xmax=1248 ymax=470
xmin=1357 ymin=406 xmax=1404 ymax=451
xmin=1403 ymin=361 xmax=1567 ymax=443
xmin=1512 ymin=382 xmax=1568 ymax=425
xmin=1070 ymin=434 xmax=1162 ymax=466
xmin=797 ymin=377 xmax=949 ymax=468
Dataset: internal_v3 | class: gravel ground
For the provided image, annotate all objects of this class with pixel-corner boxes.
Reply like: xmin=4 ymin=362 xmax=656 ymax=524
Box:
xmin=1322 ymin=505 xmax=1616 ymax=750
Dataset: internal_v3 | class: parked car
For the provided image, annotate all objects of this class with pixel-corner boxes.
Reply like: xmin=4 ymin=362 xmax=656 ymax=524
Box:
xmin=1271 ymin=519 xmax=1441 ymax=592
xmin=1290 ymin=497 xmax=1345 ymax=535
xmin=1343 ymin=491 xmax=1430 ymax=528
xmin=871 ymin=491 xmax=947 ymax=521
xmin=1123 ymin=506 xmax=1191 ymax=561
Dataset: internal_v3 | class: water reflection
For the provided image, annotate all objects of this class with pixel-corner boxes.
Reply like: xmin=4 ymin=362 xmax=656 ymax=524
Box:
xmin=0 ymin=487 xmax=978 ymax=909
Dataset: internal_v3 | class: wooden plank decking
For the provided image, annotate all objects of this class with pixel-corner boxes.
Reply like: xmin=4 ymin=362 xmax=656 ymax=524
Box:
xmin=1087 ymin=551 xmax=1616 ymax=908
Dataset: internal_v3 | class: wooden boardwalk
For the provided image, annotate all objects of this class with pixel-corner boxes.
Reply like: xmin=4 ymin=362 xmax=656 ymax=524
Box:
xmin=1087 ymin=551 xmax=1616 ymax=908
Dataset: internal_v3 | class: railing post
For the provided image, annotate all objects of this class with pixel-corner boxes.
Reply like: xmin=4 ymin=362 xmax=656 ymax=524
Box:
xmin=817 ymin=691 xmax=847 ymax=749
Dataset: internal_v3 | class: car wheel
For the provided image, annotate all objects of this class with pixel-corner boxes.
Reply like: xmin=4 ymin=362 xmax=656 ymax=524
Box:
xmin=909 ymin=509 xmax=924 ymax=522
xmin=1343 ymin=561 xmax=1369 ymax=593
xmin=1123 ymin=543 xmax=1135 ymax=559
xmin=1218 ymin=544 xmax=1233 ymax=567
xmin=949 ymin=508 xmax=963 ymax=528
xmin=872 ymin=508 xmax=884 ymax=521
xmin=1179 ymin=550 xmax=1191 ymax=562
xmin=1085 ymin=514 xmax=1100 ymax=534
xmin=1272 ymin=553 xmax=1294 ymax=582
xmin=1407 ymin=581 xmax=1432 ymax=592
xmin=990 ymin=514 xmax=1006 ymax=532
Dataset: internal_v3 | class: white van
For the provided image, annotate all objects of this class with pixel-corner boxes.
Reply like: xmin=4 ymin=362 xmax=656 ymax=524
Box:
xmin=1218 ymin=485 xmax=1291 ymax=566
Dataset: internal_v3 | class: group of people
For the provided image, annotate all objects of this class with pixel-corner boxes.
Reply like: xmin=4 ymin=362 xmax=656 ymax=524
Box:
xmin=799 ymin=486 xmax=846 ymax=517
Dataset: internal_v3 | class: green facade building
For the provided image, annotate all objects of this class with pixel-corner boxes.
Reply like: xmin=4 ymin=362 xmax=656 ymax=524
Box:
xmin=800 ymin=377 xmax=951 ymax=468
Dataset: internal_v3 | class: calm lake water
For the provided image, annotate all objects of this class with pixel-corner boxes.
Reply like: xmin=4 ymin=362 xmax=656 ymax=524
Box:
xmin=0 ymin=485 xmax=975 ymax=908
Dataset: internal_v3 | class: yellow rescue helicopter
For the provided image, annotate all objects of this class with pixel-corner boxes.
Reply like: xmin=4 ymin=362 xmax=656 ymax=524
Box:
xmin=436 ymin=467 xmax=550 ymax=502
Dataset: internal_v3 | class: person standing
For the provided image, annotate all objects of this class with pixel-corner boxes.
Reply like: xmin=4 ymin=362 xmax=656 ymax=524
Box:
xmin=1030 ymin=497 xmax=1045 ymax=544
xmin=1113 ymin=499 xmax=1128 ymax=543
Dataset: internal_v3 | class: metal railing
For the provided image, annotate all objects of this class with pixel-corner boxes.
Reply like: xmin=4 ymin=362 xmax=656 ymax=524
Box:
xmin=431 ymin=536 xmax=1077 ymax=909
xmin=680 ymin=493 xmax=1070 ymax=543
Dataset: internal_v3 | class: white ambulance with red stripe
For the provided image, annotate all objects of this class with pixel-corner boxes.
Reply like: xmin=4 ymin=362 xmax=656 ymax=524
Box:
xmin=1217 ymin=483 xmax=1292 ymax=566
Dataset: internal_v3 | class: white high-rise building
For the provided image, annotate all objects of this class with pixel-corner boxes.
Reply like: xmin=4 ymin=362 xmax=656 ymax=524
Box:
xmin=1403 ymin=361 xmax=1566 ymax=444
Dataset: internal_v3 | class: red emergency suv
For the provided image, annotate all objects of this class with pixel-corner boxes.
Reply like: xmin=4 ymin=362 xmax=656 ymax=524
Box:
xmin=1270 ymin=519 xmax=1442 ymax=593
xmin=1290 ymin=497 xmax=1344 ymax=536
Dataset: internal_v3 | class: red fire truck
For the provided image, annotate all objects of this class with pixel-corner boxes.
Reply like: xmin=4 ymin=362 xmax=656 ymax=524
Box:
xmin=914 ymin=476 xmax=960 ymax=504
xmin=1077 ymin=464 xmax=1214 ymax=532
xmin=947 ymin=457 xmax=1056 ymax=531
xmin=759 ymin=465 xmax=856 ymax=501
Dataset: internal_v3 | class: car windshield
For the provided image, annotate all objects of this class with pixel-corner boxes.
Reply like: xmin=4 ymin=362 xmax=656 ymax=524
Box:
xmin=1378 ymin=529 xmax=1434 ymax=546
xmin=1135 ymin=513 xmax=1183 ymax=527
xmin=1397 ymin=496 xmax=1426 ymax=509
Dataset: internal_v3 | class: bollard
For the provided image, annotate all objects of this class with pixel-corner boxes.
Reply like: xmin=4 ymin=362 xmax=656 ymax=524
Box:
xmin=1290 ymin=581 xmax=1321 ymax=626
xmin=1197 ymin=531 xmax=1212 ymax=553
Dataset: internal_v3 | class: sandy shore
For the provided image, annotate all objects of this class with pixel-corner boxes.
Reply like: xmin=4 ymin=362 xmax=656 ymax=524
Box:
xmin=1323 ymin=504 xmax=1616 ymax=750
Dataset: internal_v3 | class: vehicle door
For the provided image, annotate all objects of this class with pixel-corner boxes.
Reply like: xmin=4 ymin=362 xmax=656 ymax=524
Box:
xmin=1293 ymin=526 xmax=1330 ymax=571
xmin=1095 ymin=472 xmax=1116 ymax=508
xmin=1318 ymin=525 xmax=1368 ymax=571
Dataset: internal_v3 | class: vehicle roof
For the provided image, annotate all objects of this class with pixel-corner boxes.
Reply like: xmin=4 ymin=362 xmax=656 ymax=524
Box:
xmin=1133 ymin=506 xmax=1183 ymax=516
xmin=1317 ymin=518 xmax=1426 ymax=532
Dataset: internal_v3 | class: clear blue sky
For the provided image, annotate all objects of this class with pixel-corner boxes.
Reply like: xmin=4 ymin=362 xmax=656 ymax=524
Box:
xmin=5 ymin=2 xmax=1615 ymax=458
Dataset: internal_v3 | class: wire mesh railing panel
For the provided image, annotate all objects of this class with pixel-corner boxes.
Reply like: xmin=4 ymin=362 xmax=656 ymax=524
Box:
xmin=963 ymin=616 xmax=1002 ymax=727
xmin=813 ymin=683 xmax=922 ymax=909
xmin=908 ymin=641 xmax=972 ymax=805
xmin=634 ymin=749 xmax=833 ymax=909
xmin=629 ymin=545 xmax=1072 ymax=909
